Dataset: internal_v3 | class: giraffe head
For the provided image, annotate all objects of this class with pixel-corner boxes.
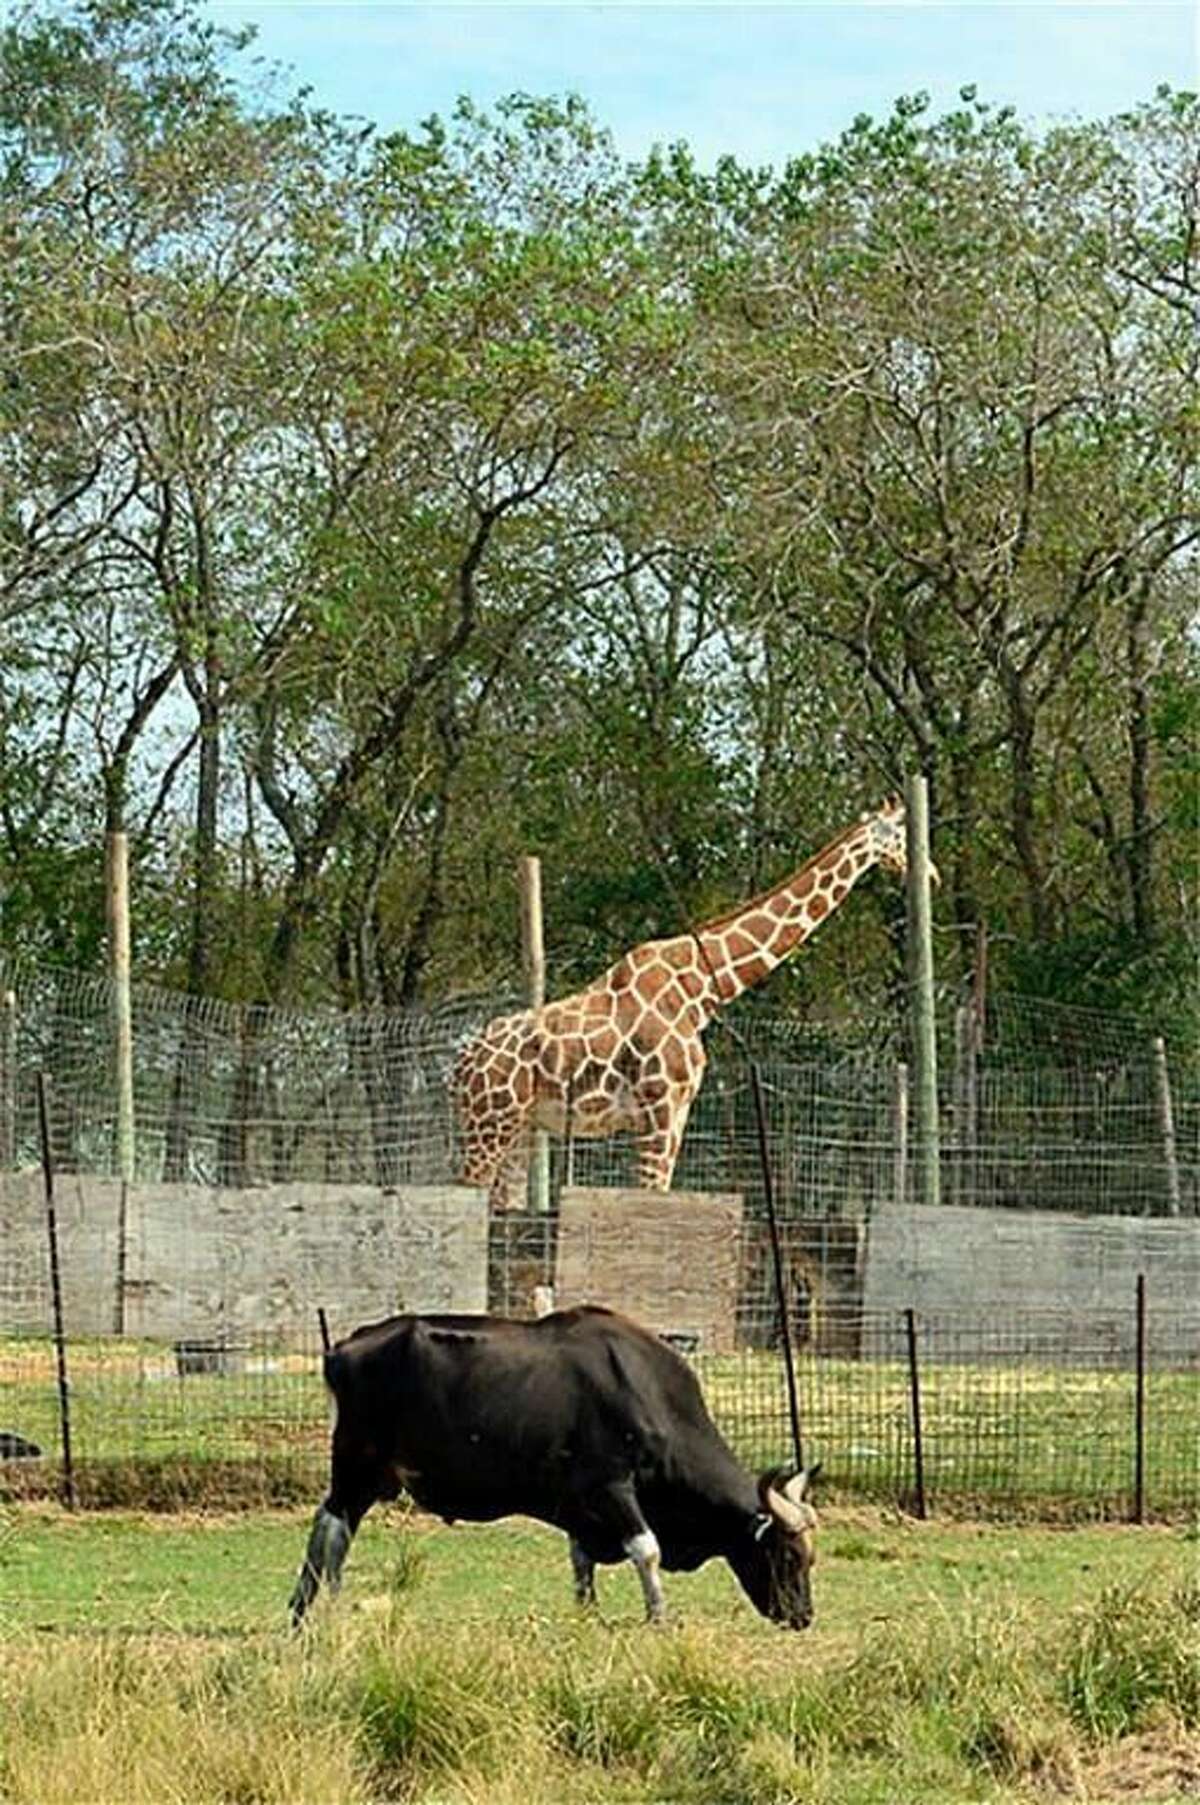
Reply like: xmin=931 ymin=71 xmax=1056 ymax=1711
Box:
xmin=861 ymin=795 xmax=940 ymax=885
xmin=861 ymin=796 xmax=908 ymax=873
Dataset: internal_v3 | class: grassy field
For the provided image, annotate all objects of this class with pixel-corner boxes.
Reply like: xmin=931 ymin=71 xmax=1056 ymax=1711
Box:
xmin=1 ymin=1503 xmax=1198 ymax=1803
xmin=3 ymin=1338 xmax=1197 ymax=1516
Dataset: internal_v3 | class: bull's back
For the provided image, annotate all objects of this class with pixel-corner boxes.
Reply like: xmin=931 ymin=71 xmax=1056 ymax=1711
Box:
xmin=322 ymin=1306 xmax=713 ymax=1528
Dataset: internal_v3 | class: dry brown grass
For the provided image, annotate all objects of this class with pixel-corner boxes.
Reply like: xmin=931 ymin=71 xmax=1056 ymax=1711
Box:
xmin=1 ymin=1571 xmax=1197 ymax=1805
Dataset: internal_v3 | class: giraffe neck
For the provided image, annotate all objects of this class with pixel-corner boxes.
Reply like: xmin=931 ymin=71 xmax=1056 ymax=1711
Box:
xmin=695 ymin=823 xmax=880 ymax=1011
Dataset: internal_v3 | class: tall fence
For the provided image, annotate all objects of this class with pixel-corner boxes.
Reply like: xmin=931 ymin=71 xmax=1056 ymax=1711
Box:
xmin=0 ymin=956 xmax=1196 ymax=1218
xmin=1 ymin=957 xmax=1197 ymax=1524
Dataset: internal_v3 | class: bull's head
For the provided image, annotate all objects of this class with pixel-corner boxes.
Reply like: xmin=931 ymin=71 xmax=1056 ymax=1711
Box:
xmin=732 ymin=1464 xmax=821 ymax=1629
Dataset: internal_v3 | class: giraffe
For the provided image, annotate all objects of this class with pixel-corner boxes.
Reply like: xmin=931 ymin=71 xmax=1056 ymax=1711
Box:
xmin=450 ymin=797 xmax=917 ymax=1209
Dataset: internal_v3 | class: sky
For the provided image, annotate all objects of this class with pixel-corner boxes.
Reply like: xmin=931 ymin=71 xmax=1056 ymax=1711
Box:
xmin=203 ymin=1 xmax=1200 ymax=168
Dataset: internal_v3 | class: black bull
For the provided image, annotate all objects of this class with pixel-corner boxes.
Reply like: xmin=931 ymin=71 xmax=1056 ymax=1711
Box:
xmin=290 ymin=1304 xmax=820 ymax=1627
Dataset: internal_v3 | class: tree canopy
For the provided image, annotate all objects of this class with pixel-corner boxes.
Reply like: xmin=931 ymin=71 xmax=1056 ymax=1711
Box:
xmin=3 ymin=0 xmax=1196 ymax=1042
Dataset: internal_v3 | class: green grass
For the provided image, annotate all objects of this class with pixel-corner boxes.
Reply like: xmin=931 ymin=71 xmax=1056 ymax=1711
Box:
xmin=0 ymin=1500 xmax=1193 ymax=1635
xmin=0 ymin=1507 xmax=1198 ymax=1804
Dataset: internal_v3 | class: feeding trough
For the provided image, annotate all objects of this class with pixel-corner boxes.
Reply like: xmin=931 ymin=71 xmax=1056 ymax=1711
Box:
xmin=0 ymin=1430 xmax=43 ymax=1460
xmin=173 ymin=1339 xmax=246 ymax=1377
xmin=659 ymin=1329 xmax=701 ymax=1356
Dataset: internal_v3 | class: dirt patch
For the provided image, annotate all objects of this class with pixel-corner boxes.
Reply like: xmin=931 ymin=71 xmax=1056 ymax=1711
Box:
xmin=1048 ymin=1728 xmax=1200 ymax=1801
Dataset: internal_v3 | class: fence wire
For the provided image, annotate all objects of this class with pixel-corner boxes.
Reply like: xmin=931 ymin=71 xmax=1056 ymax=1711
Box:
xmin=1 ymin=1179 xmax=1197 ymax=1522
xmin=0 ymin=956 xmax=1195 ymax=1217
xmin=1 ymin=1293 xmax=1195 ymax=1522
xmin=1 ymin=957 xmax=1197 ymax=1524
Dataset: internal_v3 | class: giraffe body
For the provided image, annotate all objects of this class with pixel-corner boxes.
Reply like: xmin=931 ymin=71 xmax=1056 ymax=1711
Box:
xmin=451 ymin=798 xmax=914 ymax=1209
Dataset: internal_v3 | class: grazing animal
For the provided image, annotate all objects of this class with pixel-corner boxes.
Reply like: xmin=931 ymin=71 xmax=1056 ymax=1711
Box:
xmin=451 ymin=797 xmax=917 ymax=1208
xmin=289 ymin=1304 xmax=820 ymax=1629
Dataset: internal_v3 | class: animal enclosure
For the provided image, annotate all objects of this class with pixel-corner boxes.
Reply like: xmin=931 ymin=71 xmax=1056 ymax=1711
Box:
xmin=1 ymin=1178 xmax=1197 ymax=1522
xmin=0 ymin=960 xmax=1197 ymax=1522
xmin=0 ymin=956 xmax=1194 ymax=1218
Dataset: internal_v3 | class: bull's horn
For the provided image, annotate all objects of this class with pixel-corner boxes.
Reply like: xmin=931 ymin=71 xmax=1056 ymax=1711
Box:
xmin=758 ymin=1467 xmax=810 ymax=1533
xmin=781 ymin=1463 xmax=821 ymax=1505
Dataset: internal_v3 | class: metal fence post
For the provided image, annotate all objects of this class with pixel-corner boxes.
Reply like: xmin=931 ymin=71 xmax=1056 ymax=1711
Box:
xmin=37 ymin=1072 xmax=77 ymax=1511
xmin=905 ymin=1306 xmax=927 ymax=1519
xmin=749 ymin=1060 xmax=804 ymax=1471
xmin=1134 ymin=1272 xmax=1147 ymax=1524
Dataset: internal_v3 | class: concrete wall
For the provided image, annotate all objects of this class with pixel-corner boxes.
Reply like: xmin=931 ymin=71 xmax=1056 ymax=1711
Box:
xmin=554 ymin=1187 xmax=744 ymax=1353
xmin=0 ymin=1173 xmax=488 ymax=1344
xmin=1 ymin=1172 xmax=125 ymax=1337
xmin=6 ymin=1167 xmax=1197 ymax=1365
xmin=863 ymin=1204 xmax=1200 ymax=1363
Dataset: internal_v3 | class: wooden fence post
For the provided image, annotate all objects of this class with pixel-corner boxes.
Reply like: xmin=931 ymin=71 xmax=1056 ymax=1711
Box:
xmin=106 ymin=830 xmax=135 ymax=1183
xmin=519 ymin=855 xmax=550 ymax=1213
xmin=1152 ymin=1037 xmax=1181 ymax=1218
xmin=113 ymin=1179 xmax=128 ymax=1334
xmin=892 ymin=1062 xmax=909 ymax=1208
xmin=0 ymin=988 xmax=15 ymax=1169
xmin=904 ymin=775 xmax=940 ymax=1208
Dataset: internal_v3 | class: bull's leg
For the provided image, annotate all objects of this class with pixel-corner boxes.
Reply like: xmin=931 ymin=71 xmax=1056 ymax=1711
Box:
xmin=289 ymin=1462 xmax=375 ymax=1629
xmin=569 ymin=1537 xmax=597 ymax=1607
xmin=289 ymin=1498 xmax=352 ymax=1626
xmin=624 ymin=1527 xmax=666 ymax=1624
xmin=596 ymin=1480 xmax=666 ymax=1624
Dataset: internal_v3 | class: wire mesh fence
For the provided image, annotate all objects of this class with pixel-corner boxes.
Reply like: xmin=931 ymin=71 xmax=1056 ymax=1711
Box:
xmin=1 ymin=1311 xmax=1195 ymax=1523
xmin=1 ymin=956 xmax=1197 ymax=1524
xmin=1 ymin=1195 xmax=1197 ymax=1522
xmin=1 ymin=954 xmax=1195 ymax=1217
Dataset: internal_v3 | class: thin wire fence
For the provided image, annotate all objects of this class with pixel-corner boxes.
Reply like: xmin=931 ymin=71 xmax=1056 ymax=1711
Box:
xmin=1 ymin=957 xmax=1197 ymax=1523
xmin=0 ymin=955 xmax=1195 ymax=1216
xmin=1 ymin=1291 xmax=1195 ymax=1521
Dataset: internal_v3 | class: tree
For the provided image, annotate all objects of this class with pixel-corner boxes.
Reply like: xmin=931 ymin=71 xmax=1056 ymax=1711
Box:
xmin=692 ymin=91 xmax=1199 ymax=1010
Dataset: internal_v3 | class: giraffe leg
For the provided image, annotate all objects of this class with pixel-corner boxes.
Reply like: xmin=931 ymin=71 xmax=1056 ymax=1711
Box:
xmin=634 ymin=1093 xmax=693 ymax=1192
xmin=490 ymin=1124 xmax=532 ymax=1212
xmin=459 ymin=1109 xmax=529 ymax=1210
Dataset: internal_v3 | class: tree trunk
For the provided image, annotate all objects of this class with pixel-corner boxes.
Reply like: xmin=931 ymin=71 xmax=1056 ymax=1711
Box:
xmin=1004 ymin=674 xmax=1051 ymax=941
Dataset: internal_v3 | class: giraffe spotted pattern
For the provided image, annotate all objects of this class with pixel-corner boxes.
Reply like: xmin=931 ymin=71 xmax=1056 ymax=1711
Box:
xmin=451 ymin=798 xmax=915 ymax=1209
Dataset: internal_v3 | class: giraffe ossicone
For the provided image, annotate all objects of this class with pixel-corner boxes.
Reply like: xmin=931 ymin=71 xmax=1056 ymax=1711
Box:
xmin=450 ymin=797 xmax=914 ymax=1211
